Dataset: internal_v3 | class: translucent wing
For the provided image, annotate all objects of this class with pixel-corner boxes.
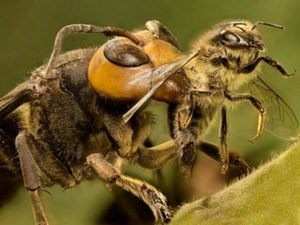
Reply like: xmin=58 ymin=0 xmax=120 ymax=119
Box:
xmin=123 ymin=52 xmax=198 ymax=123
xmin=248 ymin=76 xmax=299 ymax=140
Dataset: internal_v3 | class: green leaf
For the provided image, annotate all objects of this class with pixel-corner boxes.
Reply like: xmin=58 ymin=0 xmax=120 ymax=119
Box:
xmin=170 ymin=141 xmax=300 ymax=225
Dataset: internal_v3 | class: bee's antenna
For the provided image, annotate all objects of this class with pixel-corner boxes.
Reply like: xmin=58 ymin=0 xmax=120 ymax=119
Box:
xmin=252 ymin=22 xmax=285 ymax=31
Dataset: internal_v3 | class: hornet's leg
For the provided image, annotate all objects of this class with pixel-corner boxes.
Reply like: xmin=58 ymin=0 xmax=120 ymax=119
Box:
xmin=87 ymin=153 xmax=172 ymax=223
xmin=137 ymin=140 xmax=177 ymax=169
xmin=15 ymin=132 xmax=48 ymax=225
xmin=130 ymin=112 xmax=153 ymax=155
xmin=137 ymin=139 xmax=249 ymax=174
xmin=103 ymin=111 xmax=152 ymax=158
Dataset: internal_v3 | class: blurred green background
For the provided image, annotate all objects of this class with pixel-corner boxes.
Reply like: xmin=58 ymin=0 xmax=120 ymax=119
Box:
xmin=0 ymin=0 xmax=299 ymax=224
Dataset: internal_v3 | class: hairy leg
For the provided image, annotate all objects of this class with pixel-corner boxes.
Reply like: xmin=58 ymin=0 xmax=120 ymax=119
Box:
xmin=87 ymin=153 xmax=172 ymax=223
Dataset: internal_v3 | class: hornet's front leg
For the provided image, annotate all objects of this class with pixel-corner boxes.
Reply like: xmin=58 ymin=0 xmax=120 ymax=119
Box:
xmin=103 ymin=111 xmax=152 ymax=158
xmin=137 ymin=139 xmax=250 ymax=175
xmin=137 ymin=140 xmax=177 ymax=169
xmin=137 ymin=140 xmax=251 ymax=174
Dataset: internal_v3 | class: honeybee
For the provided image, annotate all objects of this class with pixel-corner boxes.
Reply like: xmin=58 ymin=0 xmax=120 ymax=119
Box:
xmin=0 ymin=20 xmax=296 ymax=225
xmin=122 ymin=20 xmax=298 ymax=176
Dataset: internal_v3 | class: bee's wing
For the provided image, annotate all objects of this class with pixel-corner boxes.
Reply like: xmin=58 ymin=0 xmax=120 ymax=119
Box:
xmin=0 ymin=80 xmax=36 ymax=120
xmin=123 ymin=52 xmax=198 ymax=123
xmin=248 ymin=76 xmax=299 ymax=140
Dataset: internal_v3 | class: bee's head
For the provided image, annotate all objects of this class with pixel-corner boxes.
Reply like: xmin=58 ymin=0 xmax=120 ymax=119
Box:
xmin=217 ymin=20 xmax=282 ymax=48
xmin=217 ymin=21 xmax=266 ymax=51
xmin=193 ymin=20 xmax=284 ymax=72
xmin=213 ymin=20 xmax=283 ymax=50
xmin=194 ymin=20 xmax=283 ymax=54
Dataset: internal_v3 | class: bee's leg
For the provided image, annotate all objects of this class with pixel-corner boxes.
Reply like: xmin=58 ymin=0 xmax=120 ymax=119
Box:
xmin=239 ymin=56 xmax=294 ymax=77
xmin=87 ymin=153 xmax=172 ymax=224
xmin=225 ymin=91 xmax=266 ymax=142
xmin=177 ymin=142 xmax=196 ymax=177
xmin=197 ymin=141 xmax=250 ymax=174
xmin=44 ymin=24 xmax=141 ymax=77
xmin=219 ymin=106 xmax=229 ymax=174
xmin=168 ymin=95 xmax=197 ymax=177
xmin=15 ymin=132 xmax=48 ymax=225
xmin=137 ymin=140 xmax=177 ymax=169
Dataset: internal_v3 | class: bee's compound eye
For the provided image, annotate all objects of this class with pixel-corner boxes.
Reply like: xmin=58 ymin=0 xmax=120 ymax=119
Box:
xmin=222 ymin=32 xmax=239 ymax=44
